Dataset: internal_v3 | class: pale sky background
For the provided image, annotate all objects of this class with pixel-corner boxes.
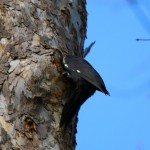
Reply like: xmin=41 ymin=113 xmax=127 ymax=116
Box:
xmin=76 ymin=1 xmax=150 ymax=150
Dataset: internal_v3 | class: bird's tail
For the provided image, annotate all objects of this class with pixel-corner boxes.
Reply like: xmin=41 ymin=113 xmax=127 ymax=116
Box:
xmin=60 ymin=83 xmax=95 ymax=129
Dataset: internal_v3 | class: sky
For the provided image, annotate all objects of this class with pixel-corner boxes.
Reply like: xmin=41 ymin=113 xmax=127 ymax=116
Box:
xmin=76 ymin=1 xmax=150 ymax=150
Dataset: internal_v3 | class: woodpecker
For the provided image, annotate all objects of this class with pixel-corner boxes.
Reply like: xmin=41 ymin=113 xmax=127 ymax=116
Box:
xmin=60 ymin=54 xmax=109 ymax=128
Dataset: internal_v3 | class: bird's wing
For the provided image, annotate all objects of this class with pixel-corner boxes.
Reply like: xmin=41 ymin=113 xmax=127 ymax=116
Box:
xmin=64 ymin=55 xmax=109 ymax=95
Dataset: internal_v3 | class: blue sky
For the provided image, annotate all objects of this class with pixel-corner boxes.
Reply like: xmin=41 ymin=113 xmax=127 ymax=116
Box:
xmin=76 ymin=1 xmax=150 ymax=150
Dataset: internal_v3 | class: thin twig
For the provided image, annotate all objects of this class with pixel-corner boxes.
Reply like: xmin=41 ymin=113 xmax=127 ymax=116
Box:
xmin=136 ymin=38 xmax=150 ymax=41
xmin=83 ymin=41 xmax=96 ymax=58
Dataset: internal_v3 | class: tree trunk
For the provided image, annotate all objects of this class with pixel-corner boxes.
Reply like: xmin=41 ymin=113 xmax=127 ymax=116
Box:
xmin=0 ymin=0 xmax=87 ymax=149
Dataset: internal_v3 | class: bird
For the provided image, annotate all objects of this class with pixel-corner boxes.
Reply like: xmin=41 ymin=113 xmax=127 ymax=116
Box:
xmin=60 ymin=54 xmax=109 ymax=128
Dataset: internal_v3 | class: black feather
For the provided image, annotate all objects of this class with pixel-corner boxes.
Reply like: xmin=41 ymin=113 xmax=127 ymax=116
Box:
xmin=60 ymin=55 xmax=109 ymax=128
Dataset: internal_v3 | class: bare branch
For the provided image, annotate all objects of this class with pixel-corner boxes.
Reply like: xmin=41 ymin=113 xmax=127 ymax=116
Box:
xmin=136 ymin=38 xmax=150 ymax=41
xmin=83 ymin=41 xmax=96 ymax=57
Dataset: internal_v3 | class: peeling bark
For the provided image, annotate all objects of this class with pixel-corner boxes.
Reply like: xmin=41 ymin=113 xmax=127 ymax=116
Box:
xmin=0 ymin=0 xmax=87 ymax=149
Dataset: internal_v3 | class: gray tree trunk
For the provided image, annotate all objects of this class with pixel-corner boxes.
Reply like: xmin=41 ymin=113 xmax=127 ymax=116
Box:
xmin=0 ymin=0 xmax=87 ymax=149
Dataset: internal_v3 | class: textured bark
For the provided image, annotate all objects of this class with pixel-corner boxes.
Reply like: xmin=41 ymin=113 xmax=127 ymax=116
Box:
xmin=0 ymin=0 xmax=87 ymax=149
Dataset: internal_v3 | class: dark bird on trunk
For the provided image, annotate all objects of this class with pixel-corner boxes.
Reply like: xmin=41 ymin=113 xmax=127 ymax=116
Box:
xmin=60 ymin=54 xmax=109 ymax=128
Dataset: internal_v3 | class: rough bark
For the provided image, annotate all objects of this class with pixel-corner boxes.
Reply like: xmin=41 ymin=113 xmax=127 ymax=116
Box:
xmin=0 ymin=0 xmax=87 ymax=149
